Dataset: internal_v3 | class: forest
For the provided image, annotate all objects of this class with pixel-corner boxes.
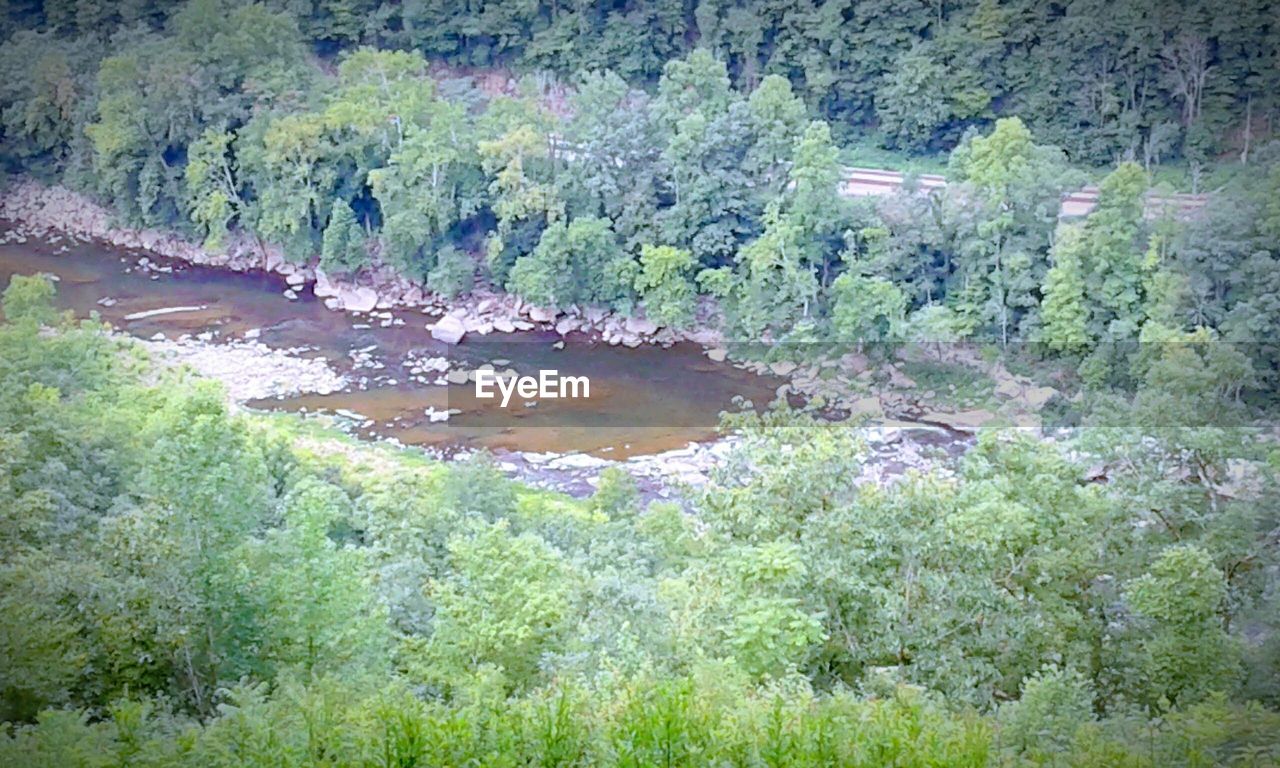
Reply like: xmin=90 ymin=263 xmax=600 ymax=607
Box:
xmin=2 ymin=0 xmax=1280 ymax=765
xmin=1 ymin=0 xmax=1279 ymax=358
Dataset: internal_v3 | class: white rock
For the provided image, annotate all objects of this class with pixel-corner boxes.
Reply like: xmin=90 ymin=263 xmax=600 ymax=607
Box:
xmin=313 ymin=268 xmax=339 ymax=298
xmin=625 ymin=316 xmax=658 ymax=335
xmin=548 ymin=453 xmax=613 ymax=470
xmin=340 ymin=286 xmax=379 ymax=313
xmin=430 ymin=314 xmax=467 ymax=345
xmin=529 ymin=305 xmax=558 ymax=323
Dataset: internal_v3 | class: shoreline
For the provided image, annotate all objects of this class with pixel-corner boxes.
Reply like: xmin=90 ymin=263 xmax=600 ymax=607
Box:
xmin=0 ymin=177 xmax=724 ymax=349
xmin=0 ymin=177 xmax=1058 ymax=497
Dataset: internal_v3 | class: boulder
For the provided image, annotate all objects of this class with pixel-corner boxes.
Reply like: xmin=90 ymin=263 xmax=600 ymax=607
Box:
xmin=625 ymin=316 xmax=658 ymax=335
xmin=430 ymin=314 xmax=467 ymax=345
xmin=529 ymin=305 xmax=558 ymax=323
xmin=684 ymin=327 xmax=720 ymax=345
xmin=706 ymin=347 xmax=728 ymax=363
xmin=555 ymin=317 xmax=581 ymax=335
xmin=1023 ymin=385 xmax=1059 ymax=410
xmin=769 ymin=360 xmax=798 ymax=376
xmin=493 ymin=316 xmax=516 ymax=333
xmin=340 ymin=286 xmax=379 ymax=313
xmin=924 ymin=409 xmax=995 ymax=433
xmin=846 ymin=396 xmax=884 ymax=418
xmin=887 ymin=366 xmax=917 ymax=389
xmin=995 ymin=378 xmax=1022 ymax=399
xmin=313 ymin=268 xmax=339 ymax=299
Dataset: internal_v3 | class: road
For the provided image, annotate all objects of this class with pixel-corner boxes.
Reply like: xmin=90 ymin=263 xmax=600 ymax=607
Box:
xmin=840 ymin=167 xmax=1207 ymax=218
xmin=550 ymin=136 xmax=1208 ymax=217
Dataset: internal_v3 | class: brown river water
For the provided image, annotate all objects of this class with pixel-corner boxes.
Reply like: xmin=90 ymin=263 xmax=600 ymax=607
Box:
xmin=0 ymin=228 xmax=782 ymax=458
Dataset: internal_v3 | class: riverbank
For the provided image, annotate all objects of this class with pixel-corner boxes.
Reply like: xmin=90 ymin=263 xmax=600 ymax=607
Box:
xmin=0 ymin=177 xmax=722 ymax=349
xmin=138 ymin=334 xmax=348 ymax=401
xmin=127 ymin=324 xmax=971 ymax=501
xmin=0 ymin=177 xmax=1061 ymax=499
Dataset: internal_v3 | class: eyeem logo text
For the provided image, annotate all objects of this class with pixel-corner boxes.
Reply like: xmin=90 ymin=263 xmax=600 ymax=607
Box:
xmin=474 ymin=369 xmax=590 ymax=407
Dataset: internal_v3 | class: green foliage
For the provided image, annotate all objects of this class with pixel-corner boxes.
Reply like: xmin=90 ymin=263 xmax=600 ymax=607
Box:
xmin=829 ymin=273 xmax=905 ymax=346
xmin=1079 ymin=162 xmax=1152 ymax=341
xmin=183 ymin=128 xmax=241 ymax=250
xmin=426 ymin=245 xmax=475 ymax=298
xmin=319 ymin=197 xmax=366 ymax=274
xmin=876 ymin=43 xmax=967 ymax=152
xmin=417 ymin=520 xmax=579 ymax=693
xmin=510 ymin=216 xmax=635 ymax=310
xmin=1040 ymin=225 xmax=1091 ymax=354
xmin=1125 ymin=545 xmax=1242 ymax=709
xmin=0 ymin=292 xmax=1278 ymax=763
xmin=2 ymin=6 xmax=1280 ymax=763
xmin=634 ymin=244 xmax=697 ymax=329
xmin=944 ymin=117 xmax=1081 ymax=344
xmin=2 ymin=274 xmax=58 ymax=325
xmin=998 ymin=667 xmax=1095 ymax=758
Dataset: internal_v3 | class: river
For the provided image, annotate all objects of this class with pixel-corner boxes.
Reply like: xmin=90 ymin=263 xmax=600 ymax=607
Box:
xmin=0 ymin=225 xmax=784 ymax=460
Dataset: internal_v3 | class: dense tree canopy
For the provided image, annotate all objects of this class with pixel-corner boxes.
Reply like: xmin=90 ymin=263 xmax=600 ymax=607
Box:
xmin=2 ymin=4 xmax=1280 ymax=762
xmin=0 ymin=280 xmax=1277 ymax=764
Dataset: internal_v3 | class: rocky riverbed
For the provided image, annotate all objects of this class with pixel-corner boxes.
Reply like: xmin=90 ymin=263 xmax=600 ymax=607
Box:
xmin=137 ymin=334 xmax=348 ymax=402
xmin=1 ymin=179 xmax=1039 ymax=499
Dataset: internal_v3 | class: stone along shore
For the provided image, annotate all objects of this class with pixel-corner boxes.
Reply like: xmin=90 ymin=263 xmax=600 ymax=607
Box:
xmin=0 ymin=178 xmax=723 ymax=349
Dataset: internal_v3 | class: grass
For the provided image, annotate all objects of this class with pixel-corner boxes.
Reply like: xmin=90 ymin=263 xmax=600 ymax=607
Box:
xmin=839 ymin=136 xmax=951 ymax=175
xmin=898 ymin=358 xmax=996 ymax=409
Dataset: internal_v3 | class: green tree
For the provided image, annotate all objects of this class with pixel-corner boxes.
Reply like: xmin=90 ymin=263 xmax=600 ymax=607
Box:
xmin=1040 ymin=225 xmax=1091 ymax=353
xmin=1079 ymin=161 xmax=1151 ymax=341
xmin=945 ymin=117 xmax=1079 ymax=344
xmin=416 ymin=521 xmax=578 ymax=693
xmin=744 ymin=74 xmax=808 ymax=196
xmin=786 ymin=120 xmax=848 ymax=289
xmin=510 ymin=216 xmax=635 ymax=310
xmin=559 ymin=70 xmax=661 ymax=252
xmin=634 ymin=244 xmax=697 ymax=329
xmin=183 ymin=128 xmax=244 ymax=251
xmin=319 ymin=197 xmax=366 ymax=274
xmin=1125 ymin=545 xmax=1242 ymax=709
xmin=829 ymin=273 xmax=906 ymax=348
xmin=1 ymin=275 xmax=58 ymax=326
xmin=244 ymin=478 xmax=387 ymax=676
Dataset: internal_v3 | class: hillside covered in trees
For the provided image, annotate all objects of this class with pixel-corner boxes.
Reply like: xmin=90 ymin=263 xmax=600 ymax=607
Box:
xmin=1 ymin=0 xmax=1278 ymax=360
xmin=2 ymin=273 xmax=1280 ymax=765
xmin=2 ymin=1 xmax=1280 ymax=765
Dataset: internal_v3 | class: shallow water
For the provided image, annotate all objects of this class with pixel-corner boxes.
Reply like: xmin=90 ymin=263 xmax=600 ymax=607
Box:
xmin=0 ymin=227 xmax=781 ymax=458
